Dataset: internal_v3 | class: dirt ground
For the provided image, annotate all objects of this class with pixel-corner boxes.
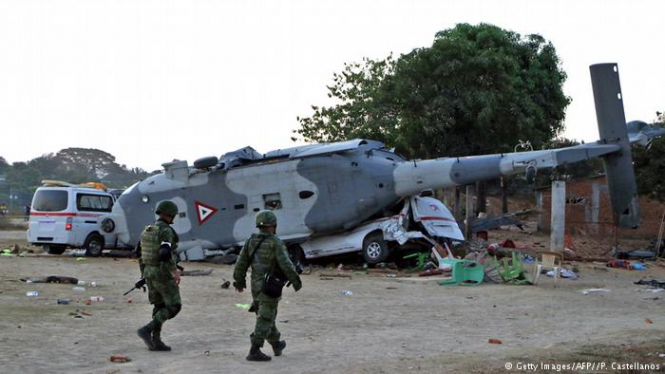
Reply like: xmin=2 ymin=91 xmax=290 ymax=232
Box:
xmin=2 ymin=231 xmax=665 ymax=374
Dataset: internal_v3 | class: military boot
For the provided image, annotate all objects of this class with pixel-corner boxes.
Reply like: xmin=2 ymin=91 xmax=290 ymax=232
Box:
xmin=151 ymin=331 xmax=172 ymax=352
xmin=246 ymin=344 xmax=272 ymax=362
xmin=137 ymin=325 xmax=156 ymax=350
xmin=270 ymin=340 xmax=286 ymax=357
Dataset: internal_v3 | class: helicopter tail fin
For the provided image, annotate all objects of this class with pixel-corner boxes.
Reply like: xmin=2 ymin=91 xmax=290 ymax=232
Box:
xmin=590 ymin=63 xmax=639 ymax=228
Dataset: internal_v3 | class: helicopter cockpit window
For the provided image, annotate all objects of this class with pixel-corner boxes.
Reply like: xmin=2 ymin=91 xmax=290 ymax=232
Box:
xmin=299 ymin=190 xmax=314 ymax=199
xmin=263 ymin=193 xmax=282 ymax=210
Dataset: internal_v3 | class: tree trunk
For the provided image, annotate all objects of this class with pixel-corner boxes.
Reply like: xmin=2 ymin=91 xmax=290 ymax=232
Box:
xmin=454 ymin=186 xmax=461 ymax=221
xmin=501 ymin=177 xmax=509 ymax=213
xmin=475 ymin=181 xmax=486 ymax=215
xmin=464 ymin=184 xmax=475 ymax=238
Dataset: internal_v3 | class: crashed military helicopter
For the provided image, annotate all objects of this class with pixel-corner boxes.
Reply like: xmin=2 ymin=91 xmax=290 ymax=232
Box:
xmin=109 ymin=63 xmax=664 ymax=263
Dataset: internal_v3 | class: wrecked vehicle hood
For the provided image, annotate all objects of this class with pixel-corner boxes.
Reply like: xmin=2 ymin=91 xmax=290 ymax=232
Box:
xmin=411 ymin=196 xmax=464 ymax=241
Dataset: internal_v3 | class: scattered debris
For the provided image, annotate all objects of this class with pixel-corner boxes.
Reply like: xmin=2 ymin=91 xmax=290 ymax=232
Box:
xmin=26 ymin=291 xmax=39 ymax=297
xmin=470 ymin=210 xmax=531 ymax=233
xmin=125 ymin=298 xmax=133 ymax=303
xmin=488 ymin=339 xmax=502 ymax=344
xmin=1 ymin=249 xmax=14 ymax=257
xmin=20 ymin=276 xmax=79 ymax=284
xmin=106 ymin=250 xmax=134 ymax=258
xmin=367 ymin=268 xmax=397 ymax=274
xmin=204 ymin=350 xmax=210 ymax=356
xmin=607 ymin=260 xmax=646 ymax=270
xmin=221 ymin=280 xmax=231 ymax=289
xmin=319 ymin=273 xmax=352 ymax=279
xmin=88 ymin=296 xmax=105 ymax=303
xmin=615 ymin=249 xmax=656 ymax=260
xmin=635 ymin=279 xmax=665 ymax=289
xmin=418 ymin=269 xmax=445 ymax=277
xmin=581 ymin=288 xmax=610 ymax=295
xmin=72 ymin=286 xmax=86 ymax=292
xmin=563 ymin=247 xmax=578 ymax=260
xmin=547 ymin=268 xmax=578 ymax=279
xmin=57 ymin=299 xmax=70 ymax=305
xmin=75 ymin=257 xmax=86 ymax=262
xmin=70 ymin=310 xmax=92 ymax=318
xmin=109 ymin=355 xmax=131 ymax=363
xmin=207 ymin=253 xmax=238 ymax=265
xmin=235 ymin=303 xmax=251 ymax=310
xmin=180 ymin=269 xmax=213 ymax=276
xmin=375 ymin=262 xmax=398 ymax=270
xmin=340 ymin=290 xmax=353 ymax=296
xmin=645 ymin=318 xmax=654 ymax=324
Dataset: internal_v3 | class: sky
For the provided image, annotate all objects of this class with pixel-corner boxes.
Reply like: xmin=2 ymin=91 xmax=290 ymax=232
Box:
xmin=0 ymin=0 xmax=663 ymax=171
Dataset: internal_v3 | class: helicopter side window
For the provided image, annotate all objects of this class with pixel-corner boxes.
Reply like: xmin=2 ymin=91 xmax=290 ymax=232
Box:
xmin=263 ymin=193 xmax=282 ymax=210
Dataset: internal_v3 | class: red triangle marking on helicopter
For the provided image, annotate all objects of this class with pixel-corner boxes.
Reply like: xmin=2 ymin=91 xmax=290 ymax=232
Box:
xmin=195 ymin=201 xmax=218 ymax=225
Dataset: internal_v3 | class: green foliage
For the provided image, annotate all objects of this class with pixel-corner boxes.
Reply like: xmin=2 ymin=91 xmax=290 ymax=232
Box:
xmin=5 ymin=162 xmax=42 ymax=196
xmin=294 ymin=55 xmax=397 ymax=145
xmin=0 ymin=148 xmax=153 ymax=207
xmin=634 ymin=113 xmax=665 ymax=201
xmin=295 ymin=23 xmax=571 ymax=159
xmin=27 ymin=148 xmax=150 ymax=188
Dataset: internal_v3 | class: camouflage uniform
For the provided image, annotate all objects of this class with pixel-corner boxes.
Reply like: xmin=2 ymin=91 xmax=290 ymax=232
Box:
xmin=233 ymin=231 xmax=302 ymax=349
xmin=137 ymin=201 xmax=182 ymax=352
xmin=140 ymin=220 xmax=181 ymax=327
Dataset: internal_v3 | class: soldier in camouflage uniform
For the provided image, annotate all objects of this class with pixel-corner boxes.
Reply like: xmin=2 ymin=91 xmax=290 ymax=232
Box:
xmin=233 ymin=210 xmax=302 ymax=361
xmin=136 ymin=200 xmax=182 ymax=352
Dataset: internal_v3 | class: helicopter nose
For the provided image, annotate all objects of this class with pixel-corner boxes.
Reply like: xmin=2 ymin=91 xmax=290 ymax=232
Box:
xmin=114 ymin=183 xmax=147 ymax=247
xmin=111 ymin=199 xmax=130 ymax=244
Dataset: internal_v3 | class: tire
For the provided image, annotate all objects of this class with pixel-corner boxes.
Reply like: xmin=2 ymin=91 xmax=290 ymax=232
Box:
xmin=84 ymin=234 xmax=105 ymax=257
xmin=46 ymin=245 xmax=67 ymax=255
xmin=362 ymin=232 xmax=390 ymax=264
xmin=288 ymin=245 xmax=306 ymax=266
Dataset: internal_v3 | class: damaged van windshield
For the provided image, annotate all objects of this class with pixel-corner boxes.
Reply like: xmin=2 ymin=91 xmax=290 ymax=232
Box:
xmin=32 ymin=190 xmax=68 ymax=212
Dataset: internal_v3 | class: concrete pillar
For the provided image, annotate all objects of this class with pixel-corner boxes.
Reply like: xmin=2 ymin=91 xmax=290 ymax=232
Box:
xmin=535 ymin=190 xmax=544 ymax=232
xmin=550 ymin=181 xmax=566 ymax=252
xmin=464 ymin=184 xmax=475 ymax=239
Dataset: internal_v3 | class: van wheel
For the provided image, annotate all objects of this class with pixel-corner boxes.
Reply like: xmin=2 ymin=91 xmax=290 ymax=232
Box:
xmin=362 ymin=233 xmax=390 ymax=265
xmin=46 ymin=245 xmax=66 ymax=255
xmin=84 ymin=234 xmax=105 ymax=257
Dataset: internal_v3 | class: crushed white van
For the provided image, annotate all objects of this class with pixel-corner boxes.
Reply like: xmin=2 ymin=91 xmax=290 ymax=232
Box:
xmin=300 ymin=194 xmax=464 ymax=264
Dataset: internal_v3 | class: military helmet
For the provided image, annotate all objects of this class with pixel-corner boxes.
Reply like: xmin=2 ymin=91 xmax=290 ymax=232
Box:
xmin=255 ymin=210 xmax=277 ymax=227
xmin=156 ymin=201 xmax=179 ymax=217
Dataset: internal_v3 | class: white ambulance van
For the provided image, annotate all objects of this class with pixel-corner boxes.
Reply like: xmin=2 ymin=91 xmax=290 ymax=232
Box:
xmin=27 ymin=181 xmax=120 ymax=256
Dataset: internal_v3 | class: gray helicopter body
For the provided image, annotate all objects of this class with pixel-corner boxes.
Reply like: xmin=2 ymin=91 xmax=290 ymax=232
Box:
xmin=110 ymin=63 xmax=665 ymax=259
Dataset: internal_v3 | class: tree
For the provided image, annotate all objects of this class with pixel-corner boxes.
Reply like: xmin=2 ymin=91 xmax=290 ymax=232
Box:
xmin=633 ymin=112 xmax=665 ymax=201
xmin=294 ymin=55 xmax=397 ymax=145
xmin=5 ymin=162 xmax=42 ymax=206
xmin=295 ymin=23 xmax=571 ymax=160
